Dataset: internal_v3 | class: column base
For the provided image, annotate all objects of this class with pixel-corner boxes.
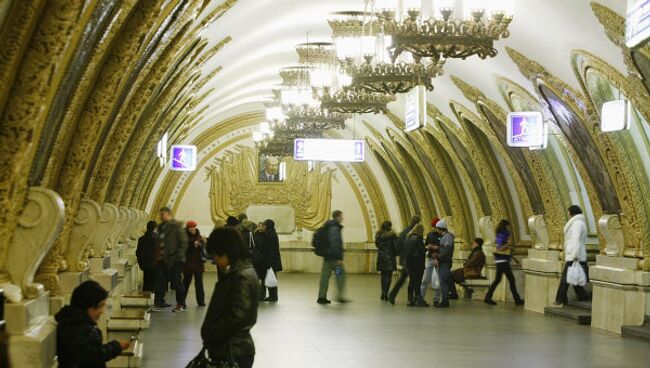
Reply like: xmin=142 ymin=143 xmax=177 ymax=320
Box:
xmin=590 ymin=255 xmax=650 ymax=334
xmin=522 ymin=250 xmax=563 ymax=314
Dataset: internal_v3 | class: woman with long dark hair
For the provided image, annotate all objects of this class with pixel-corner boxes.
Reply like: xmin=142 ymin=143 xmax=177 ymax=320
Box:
xmin=375 ymin=221 xmax=397 ymax=301
xmin=484 ymin=219 xmax=524 ymax=306
xmin=261 ymin=219 xmax=282 ymax=302
xmin=200 ymin=227 xmax=259 ymax=368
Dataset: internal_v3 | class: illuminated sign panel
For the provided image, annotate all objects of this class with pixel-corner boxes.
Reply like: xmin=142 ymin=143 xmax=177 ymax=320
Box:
xmin=626 ymin=0 xmax=650 ymax=48
xmin=156 ymin=132 xmax=168 ymax=167
xmin=601 ymin=100 xmax=631 ymax=132
xmin=294 ymin=139 xmax=364 ymax=162
xmin=507 ymin=112 xmax=546 ymax=148
xmin=170 ymin=145 xmax=197 ymax=171
xmin=405 ymin=85 xmax=426 ymax=132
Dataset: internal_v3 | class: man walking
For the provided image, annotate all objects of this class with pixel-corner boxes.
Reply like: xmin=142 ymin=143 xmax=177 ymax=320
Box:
xmin=387 ymin=215 xmax=421 ymax=305
xmin=316 ymin=210 xmax=348 ymax=304
xmin=434 ymin=220 xmax=454 ymax=308
xmin=154 ymin=207 xmax=188 ymax=312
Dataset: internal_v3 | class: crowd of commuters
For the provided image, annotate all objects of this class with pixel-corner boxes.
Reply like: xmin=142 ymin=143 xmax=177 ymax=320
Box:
xmin=52 ymin=205 xmax=590 ymax=367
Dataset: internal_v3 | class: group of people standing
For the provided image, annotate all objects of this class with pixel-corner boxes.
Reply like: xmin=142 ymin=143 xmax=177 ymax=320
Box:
xmin=135 ymin=209 xmax=283 ymax=313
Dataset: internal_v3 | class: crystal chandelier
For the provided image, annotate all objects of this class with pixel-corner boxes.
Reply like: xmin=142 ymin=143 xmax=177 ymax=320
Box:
xmin=375 ymin=0 xmax=514 ymax=61
xmin=329 ymin=10 xmax=445 ymax=96
xmin=320 ymin=87 xmax=395 ymax=114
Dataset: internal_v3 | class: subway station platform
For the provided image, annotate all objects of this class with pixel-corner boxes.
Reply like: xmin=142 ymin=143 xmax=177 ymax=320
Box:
xmin=140 ymin=273 xmax=650 ymax=368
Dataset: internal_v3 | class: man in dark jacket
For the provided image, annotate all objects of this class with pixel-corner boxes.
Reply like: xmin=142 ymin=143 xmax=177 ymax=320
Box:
xmin=450 ymin=238 xmax=486 ymax=299
xmin=434 ymin=220 xmax=455 ymax=308
xmin=136 ymin=221 xmax=160 ymax=294
xmin=154 ymin=207 xmax=188 ymax=312
xmin=387 ymin=215 xmax=421 ymax=305
xmin=317 ymin=210 xmax=348 ymax=304
xmin=55 ymin=281 xmax=130 ymax=368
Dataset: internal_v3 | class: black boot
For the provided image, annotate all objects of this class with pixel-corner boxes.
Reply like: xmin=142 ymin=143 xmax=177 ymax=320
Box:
xmin=259 ymin=284 xmax=267 ymax=302
xmin=265 ymin=287 xmax=278 ymax=302
xmin=415 ymin=296 xmax=429 ymax=307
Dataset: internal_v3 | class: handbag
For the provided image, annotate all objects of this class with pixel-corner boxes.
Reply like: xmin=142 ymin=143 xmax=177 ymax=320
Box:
xmin=566 ymin=261 xmax=587 ymax=287
xmin=265 ymin=267 xmax=278 ymax=288
xmin=429 ymin=266 xmax=440 ymax=289
xmin=186 ymin=342 xmax=239 ymax=368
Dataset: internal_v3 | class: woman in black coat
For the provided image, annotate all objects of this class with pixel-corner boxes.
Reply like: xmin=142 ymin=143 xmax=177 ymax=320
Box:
xmin=405 ymin=224 xmax=427 ymax=307
xmin=261 ymin=219 xmax=282 ymax=302
xmin=375 ymin=221 xmax=397 ymax=301
xmin=201 ymin=227 xmax=259 ymax=368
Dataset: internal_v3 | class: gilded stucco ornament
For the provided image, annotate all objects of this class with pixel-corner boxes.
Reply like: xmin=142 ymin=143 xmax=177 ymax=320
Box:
xmin=65 ymin=199 xmax=102 ymax=273
xmin=507 ymin=46 xmax=650 ymax=268
xmin=208 ymin=148 xmax=334 ymax=231
xmin=528 ymin=215 xmax=550 ymax=250
xmin=88 ymin=203 xmax=119 ymax=258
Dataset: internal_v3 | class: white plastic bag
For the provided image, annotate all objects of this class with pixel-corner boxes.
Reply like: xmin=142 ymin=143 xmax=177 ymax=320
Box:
xmin=265 ymin=268 xmax=278 ymax=288
xmin=567 ymin=262 xmax=587 ymax=286
xmin=430 ymin=266 xmax=440 ymax=289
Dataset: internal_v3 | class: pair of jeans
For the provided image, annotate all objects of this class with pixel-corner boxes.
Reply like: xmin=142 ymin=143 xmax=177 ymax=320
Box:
xmin=555 ymin=261 xmax=589 ymax=304
xmin=318 ymin=259 xmax=346 ymax=300
xmin=389 ymin=268 xmax=409 ymax=299
xmin=155 ymin=262 xmax=186 ymax=306
xmin=437 ymin=262 xmax=452 ymax=305
xmin=183 ymin=271 xmax=205 ymax=305
xmin=142 ymin=267 xmax=156 ymax=293
xmin=380 ymin=271 xmax=392 ymax=297
xmin=485 ymin=262 xmax=521 ymax=302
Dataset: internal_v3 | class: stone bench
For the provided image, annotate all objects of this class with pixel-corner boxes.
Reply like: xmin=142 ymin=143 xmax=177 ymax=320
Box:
xmin=458 ymin=277 xmax=490 ymax=300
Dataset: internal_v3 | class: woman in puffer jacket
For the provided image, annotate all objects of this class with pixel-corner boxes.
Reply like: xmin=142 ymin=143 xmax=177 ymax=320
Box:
xmin=375 ymin=221 xmax=398 ymax=301
xmin=555 ymin=205 xmax=590 ymax=305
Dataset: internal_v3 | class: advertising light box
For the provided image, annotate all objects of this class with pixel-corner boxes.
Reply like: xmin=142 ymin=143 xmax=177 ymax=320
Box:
xmin=626 ymin=0 xmax=650 ymax=48
xmin=170 ymin=145 xmax=197 ymax=171
xmin=294 ymin=139 xmax=364 ymax=162
xmin=404 ymin=85 xmax=426 ymax=132
xmin=601 ymin=99 xmax=631 ymax=132
xmin=507 ymin=112 xmax=546 ymax=148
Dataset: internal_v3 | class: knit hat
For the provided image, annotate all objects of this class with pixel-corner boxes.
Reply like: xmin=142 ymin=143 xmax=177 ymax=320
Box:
xmin=186 ymin=220 xmax=197 ymax=228
xmin=430 ymin=217 xmax=440 ymax=227
xmin=435 ymin=219 xmax=448 ymax=230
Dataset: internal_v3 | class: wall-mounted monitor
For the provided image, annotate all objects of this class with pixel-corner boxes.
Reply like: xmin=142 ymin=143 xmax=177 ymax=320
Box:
xmin=601 ymin=99 xmax=632 ymax=132
xmin=404 ymin=85 xmax=426 ymax=132
xmin=294 ymin=139 xmax=364 ymax=162
xmin=507 ymin=111 xmax=546 ymax=149
xmin=626 ymin=0 xmax=650 ymax=48
xmin=170 ymin=145 xmax=197 ymax=171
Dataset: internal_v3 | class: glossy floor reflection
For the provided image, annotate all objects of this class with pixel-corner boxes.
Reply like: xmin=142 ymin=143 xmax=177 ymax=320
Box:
xmin=139 ymin=273 xmax=649 ymax=368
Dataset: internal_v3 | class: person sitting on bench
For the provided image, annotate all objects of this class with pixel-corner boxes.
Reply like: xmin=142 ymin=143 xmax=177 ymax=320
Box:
xmin=449 ymin=238 xmax=486 ymax=299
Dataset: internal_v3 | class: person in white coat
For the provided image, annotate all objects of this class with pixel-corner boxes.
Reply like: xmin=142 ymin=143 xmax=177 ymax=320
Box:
xmin=555 ymin=205 xmax=590 ymax=305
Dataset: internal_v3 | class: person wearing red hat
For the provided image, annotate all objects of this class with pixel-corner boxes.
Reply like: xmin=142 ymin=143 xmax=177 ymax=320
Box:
xmin=420 ymin=217 xmax=441 ymax=304
xmin=183 ymin=220 xmax=206 ymax=307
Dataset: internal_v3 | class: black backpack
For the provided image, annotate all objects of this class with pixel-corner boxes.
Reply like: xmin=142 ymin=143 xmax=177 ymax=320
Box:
xmin=312 ymin=225 xmax=330 ymax=257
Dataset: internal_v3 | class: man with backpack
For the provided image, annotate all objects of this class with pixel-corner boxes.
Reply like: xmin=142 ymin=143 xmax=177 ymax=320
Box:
xmin=315 ymin=210 xmax=349 ymax=304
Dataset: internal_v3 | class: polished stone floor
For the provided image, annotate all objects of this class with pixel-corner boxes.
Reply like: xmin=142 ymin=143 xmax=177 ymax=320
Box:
xmin=139 ymin=273 xmax=649 ymax=368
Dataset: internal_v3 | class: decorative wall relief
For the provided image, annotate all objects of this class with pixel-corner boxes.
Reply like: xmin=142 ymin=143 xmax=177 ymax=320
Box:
xmin=65 ymin=199 xmax=101 ymax=272
xmin=598 ymin=215 xmax=625 ymax=256
xmin=1 ymin=187 xmax=64 ymax=302
xmin=478 ymin=216 xmax=495 ymax=246
xmin=89 ymin=203 xmax=119 ymax=257
xmin=207 ymin=147 xmax=334 ymax=231
xmin=528 ymin=214 xmax=550 ymax=250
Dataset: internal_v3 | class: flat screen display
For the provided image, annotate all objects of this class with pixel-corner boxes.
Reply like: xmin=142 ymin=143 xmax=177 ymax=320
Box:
xmin=294 ymin=139 xmax=364 ymax=162
xmin=507 ymin=111 xmax=545 ymax=148
xmin=601 ymin=99 xmax=631 ymax=132
xmin=170 ymin=145 xmax=197 ymax=171
xmin=626 ymin=0 xmax=650 ymax=48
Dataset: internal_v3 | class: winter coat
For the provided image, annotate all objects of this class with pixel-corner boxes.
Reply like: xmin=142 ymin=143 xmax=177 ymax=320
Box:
xmin=159 ymin=219 xmax=188 ymax=267
xmin=262 ymin=230 xmax=282 ymax=272
xmin=397 ymin=225 xmax=415 ymax=266
xmin=564 ymin=214 xmax=587 ymax=262
xmin=136 ymin=231 xmax=159 ymax=270
xmin=252 ymin=231 xmax=267 ymax=277
xmin=184 ymin=231 xmax=205 ymax=273
xmin=325 ymin=219 xmax=344 ymax=261
xmin=375 ymin=230 xmax=398 ymax=272
xmin=405 ymin=234 xmax=425 ymax=271
xmin=462 ymin=246 xmax=486 ymax=279
xmin=437 ymin=231 xmax=455 ymax=265
xmin=425 ymin=230 xmax=440 ymax=259
xmin=201 ymin=260 xmax=259 ymax=360
xmin=55 ymin=306 xmax=122 ymax=368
